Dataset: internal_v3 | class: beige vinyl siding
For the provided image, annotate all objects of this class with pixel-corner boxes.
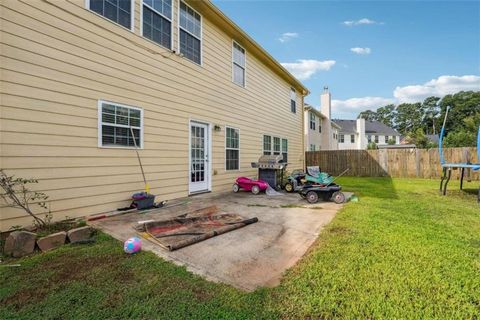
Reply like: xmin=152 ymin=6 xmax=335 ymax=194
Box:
xmin=0 ymin=0 xmax=304 ymax=230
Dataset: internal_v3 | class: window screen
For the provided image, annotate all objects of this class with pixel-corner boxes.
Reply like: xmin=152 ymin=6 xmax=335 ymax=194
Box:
xmin=100 ymin=102 xmax=142 ymax=148
xmin=281 ymin=138 xmax=288 ymax=163
xmin=225 ymin=127 xmax=239 ymax=170
xmin=273 ymin=137 xmax=281 ymax=155
xmin=309 ymin=112 xmax=316 ymax=130
xmin=179 ymin=1 xmax=201 ymax=64
xmin=263 ymin=135 xmax=272 ymax=155
xmin=143 ymin=0 xmax=172 ymax=49
xmin=290 ymin=88 xmax=296 ymax=113
xmin=233 ymin=42 xmax=246 ymax=87
xmin=89 ymin=0 xmax=132 ymax=29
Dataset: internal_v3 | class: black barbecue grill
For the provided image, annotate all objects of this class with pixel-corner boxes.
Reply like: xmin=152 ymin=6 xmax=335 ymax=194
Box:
xmin=251 ymin=155 xmax=287 ymax=189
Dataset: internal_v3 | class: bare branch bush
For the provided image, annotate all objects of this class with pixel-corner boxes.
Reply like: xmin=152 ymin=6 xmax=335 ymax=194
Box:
xmin=0 ymin=169 xmax=50 ymax=227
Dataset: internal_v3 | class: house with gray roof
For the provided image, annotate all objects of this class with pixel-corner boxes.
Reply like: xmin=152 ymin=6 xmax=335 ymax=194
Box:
xmin=332 ymin=119 xmax=401 ymax=150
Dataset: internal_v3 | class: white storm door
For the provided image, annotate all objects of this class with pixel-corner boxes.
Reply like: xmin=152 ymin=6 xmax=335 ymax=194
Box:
xmin=189 ymin=122 xmax=209 ymax=193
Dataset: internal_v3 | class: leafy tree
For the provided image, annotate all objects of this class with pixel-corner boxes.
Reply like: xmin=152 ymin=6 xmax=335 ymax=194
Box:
xmin=367 ymin=142 xmax=377 ymax=150
xmin=421 ymin=96 xmax=441 ymax=134
xmin=357 ymin=110 xmax=377 ymax=121
xmin=387 ymin=138 xmax=396 ymax=145
xmin=395 ymin=103 xmax=423 ymax=135
xmin=376 ymin=104 xmax=395 ymax=127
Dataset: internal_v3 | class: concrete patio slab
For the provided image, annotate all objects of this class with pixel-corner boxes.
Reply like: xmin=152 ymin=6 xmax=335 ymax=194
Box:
xmin=90 ymin=191 xmax=344 ymax=291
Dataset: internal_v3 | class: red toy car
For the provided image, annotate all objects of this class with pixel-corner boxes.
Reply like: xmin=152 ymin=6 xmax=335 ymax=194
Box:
xmin=233 ymin=177 xmax=269 ymax=195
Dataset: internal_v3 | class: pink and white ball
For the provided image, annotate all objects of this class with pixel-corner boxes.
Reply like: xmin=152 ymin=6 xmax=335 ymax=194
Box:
xmin=124 ymin=237 xmax=142 ymax=254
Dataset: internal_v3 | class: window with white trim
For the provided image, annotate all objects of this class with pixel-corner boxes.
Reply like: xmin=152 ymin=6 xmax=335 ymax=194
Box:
xmin=225 ymin=127 xmax=239 ymax=170
xmin=319 ymin=124 xmax=322 ymax=133
xmin=367 ymin=135 xmax=372 ymax=143
xmin=179 ymin=1 xmax=201 ymax=64
xmin=281 ymin=138 xmax=288 ymax=163
xmin=310 ymin=144 xmax=316 ymax=151
xmin=309 ymin=112 xmax=316 ymax=130
xmin=290 ymin=88 xmax=297 ymax=113
xmin=142 ymin=0 xmax=172 ymax=49
xmin=351 ymin=134 xmax=355 ymax=143
xmin=88 ymin=0 xmax=132 ymax=30
xmin=232 ymin=42 xmax=246 ymax=87
xmin=99 ymin=101 xmax=142 ymax=148
xmin=374 ymin=135 xmax=379 ymax=143
xmin=273 ymin=137 xmax=281 ymax=155
xmin=263 ymin=135 xmax=272 ymax=155
xmin=339 ymin=134 xmax=345 ymax=143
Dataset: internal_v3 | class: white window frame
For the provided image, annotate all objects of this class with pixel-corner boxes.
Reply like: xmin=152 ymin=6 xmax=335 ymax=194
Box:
xmin=97 ymin=100 xmax=144 ymax=149
xmin=225 ymin=126 xmax=240 ymax=171
xmin=178 ymin=0 xmax=203 ymax=66
xmin=273 ymin=136 xmax=281 ymax=155
xmin=85 ymin=0 xmax=135 ymax=32
xmin=232 ymin=40 xmax=247 ymax=88
xmin=351 ymin=134 xmax=355 ymax=143
xmin=374 ymin=135 xmax=379 ymax=143
xmin=310 ymin=144 xmax=316 ymax=151
xmin=140 ymin=0 xmax=174 ymax=50
xmin=339 ymin=134 xmax=345 ymax=143
xmin=309 ymin=112 xmax=316 ymax=130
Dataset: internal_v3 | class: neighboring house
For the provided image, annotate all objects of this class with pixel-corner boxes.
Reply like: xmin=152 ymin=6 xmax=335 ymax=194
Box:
xmin=0 ymin=0 xmax=308 ymax=230
xmin=333 ymin=119 xmax=401 ymax=150
xmin=304 ymin=88 xmax=340 ymax=151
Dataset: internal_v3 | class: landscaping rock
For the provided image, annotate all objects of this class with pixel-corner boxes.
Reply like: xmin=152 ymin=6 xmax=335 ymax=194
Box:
xmin=3 ymin=231 xmax=37 ymax=258
xmin=37 ymin=232 xmax=67 ymax=252
xmin=67 ymin=226 xmax=94 ymax=243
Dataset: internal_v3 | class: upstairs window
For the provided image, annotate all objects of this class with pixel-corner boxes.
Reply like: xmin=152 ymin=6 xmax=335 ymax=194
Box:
xmin=309 ymin=112 xmax=316 ymax=130
xmin=263 ymin=135 xmax=272 ymax=155
xmin=290 ymin=88 xmax=297 ymax=113
xmin=225 ymin=127 xmax=240 ymax=170
xmin=142 ymin=0 xmax=172 ymax=49
xmin=232 ymin=42 xmax=246 ymax=87
xmin=99 ymin=101 xmax=143 ymax=148
xmin=339 ymin=134 xmax=345 ymax=143
xmin=351 ymin=134 xmax=355 ymax=143
xmin=179 ymin=1 xmax=201 ymax=64
xmin=88 ymin=0 xmax=133 ymax=30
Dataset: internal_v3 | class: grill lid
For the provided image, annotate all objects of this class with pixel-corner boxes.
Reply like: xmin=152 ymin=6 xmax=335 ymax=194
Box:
xmin=251 ymin=154 xmax=286 ymax=169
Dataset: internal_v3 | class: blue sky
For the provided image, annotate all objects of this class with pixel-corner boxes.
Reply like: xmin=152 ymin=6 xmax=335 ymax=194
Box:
xmin=213 ymin=0 xmax=480 ymax=119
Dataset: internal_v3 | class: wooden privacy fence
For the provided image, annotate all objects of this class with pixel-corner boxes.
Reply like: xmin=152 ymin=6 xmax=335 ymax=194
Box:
xmin=305 ymin=147 xmax=479 ymax=181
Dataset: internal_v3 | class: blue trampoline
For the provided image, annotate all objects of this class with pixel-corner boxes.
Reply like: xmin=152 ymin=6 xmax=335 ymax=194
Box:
xmin=438 ymin=106 xmax=480 ymax=202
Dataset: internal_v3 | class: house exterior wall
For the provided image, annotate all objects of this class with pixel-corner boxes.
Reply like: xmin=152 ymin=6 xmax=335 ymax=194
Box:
xmin=304 ymin=110 xmax=323 ymax=151
xmin=0 ymin=0 xmax=305 ymax=230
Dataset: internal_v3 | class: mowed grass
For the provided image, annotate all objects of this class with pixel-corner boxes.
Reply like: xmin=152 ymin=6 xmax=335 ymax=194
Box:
xmin=1 ymin=177 xmax=479 ymax=319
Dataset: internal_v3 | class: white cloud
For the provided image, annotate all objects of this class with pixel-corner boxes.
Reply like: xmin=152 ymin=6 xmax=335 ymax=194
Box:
xmin=343 ymin=18 xmax=383 ymax=26
xmin=281 ymin=59 xmax=336 ymax=81
xmin=332 ymin=97 xmax=394 ymax=113
xmin=350 ymin=47 xmax=371 ymax=55
xmin=394 ymin=75 xmax=480 ymax=103
xmin=278 ymin=32 xmax=299 ymax=43
xmin=331 ymin=75 xmax=480 ymax=118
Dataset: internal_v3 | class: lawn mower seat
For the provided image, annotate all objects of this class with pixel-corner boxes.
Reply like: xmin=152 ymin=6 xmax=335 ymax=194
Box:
xmin=307 ymin=166 xmax=320 ymax=178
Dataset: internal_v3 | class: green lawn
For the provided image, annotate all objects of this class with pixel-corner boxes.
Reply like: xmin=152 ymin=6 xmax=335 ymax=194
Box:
xmin=1 ymin=178 xmax=479 ymax=319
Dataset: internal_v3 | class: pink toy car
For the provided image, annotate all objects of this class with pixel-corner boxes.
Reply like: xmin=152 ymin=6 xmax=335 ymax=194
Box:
xmin=233 ymin=177 xmax=269 ymax=195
